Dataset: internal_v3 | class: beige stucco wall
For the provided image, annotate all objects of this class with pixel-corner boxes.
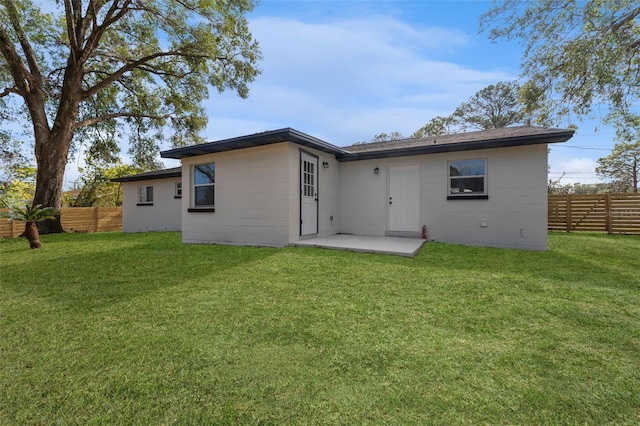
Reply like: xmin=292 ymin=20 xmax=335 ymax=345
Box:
xmin=180 ymin=142 xmax=342 ymax=246
xmin=130 ymin=140 xmax=549 ymax=250
xmin=338 ymin=144 xmax=549 ymax=250
xmin=121 ymin=177 xmax=182 ymax=233
xmin=180 ymin=143 xmax=293 ymax=246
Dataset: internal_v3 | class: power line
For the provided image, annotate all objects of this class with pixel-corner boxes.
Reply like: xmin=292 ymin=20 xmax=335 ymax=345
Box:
xmin=553 ymin=145 xmax=611 ymax=151
xmin=549 ymin=173 xmax=598 ymax=175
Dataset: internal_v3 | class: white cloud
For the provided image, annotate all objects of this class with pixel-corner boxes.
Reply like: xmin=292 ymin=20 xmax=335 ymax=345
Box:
xmin=204 ymin=14 xmax=514 ymax=145
xmin=60 ymin=10 xmax=544 ymax=185
xmin=548 ymin=157 xmax=602 ymax=184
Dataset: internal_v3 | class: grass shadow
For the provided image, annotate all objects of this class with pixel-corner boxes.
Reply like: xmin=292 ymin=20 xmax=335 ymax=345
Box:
xmin=1 ymin=231 xmax=281 ymax=310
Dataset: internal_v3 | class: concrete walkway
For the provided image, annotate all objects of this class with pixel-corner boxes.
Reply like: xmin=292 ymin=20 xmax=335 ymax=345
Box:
xmin=292 ymin=234 xmax=426 ymax=257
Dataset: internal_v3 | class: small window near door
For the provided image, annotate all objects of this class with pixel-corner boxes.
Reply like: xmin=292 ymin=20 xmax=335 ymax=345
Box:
xmin=137 ymin=185 xmax=153 ymax=205
xmin=175 ymin=182 xmax=182 ymax=198
xmin=303 ymin=160 xmax=315 ymax=197
xmin=448 ymin=159 xmax=487 ymax=199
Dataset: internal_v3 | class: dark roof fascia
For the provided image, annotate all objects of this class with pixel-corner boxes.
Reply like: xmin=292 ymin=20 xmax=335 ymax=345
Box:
xmin=161 ymin=128 xmax=348 ymax=159
xmin=336 ymin=130 xmax=575 ymax=162
xmin=110 ymin=168 xmax=182 ymax=182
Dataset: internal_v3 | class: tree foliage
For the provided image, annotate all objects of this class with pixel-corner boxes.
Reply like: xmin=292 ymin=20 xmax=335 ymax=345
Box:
xmin=452 ymin=81 xmax=525 ymax=130
xmin=0 ymin=0 xmax=261 ymax=231
xmin=0 ymin=135 xmax=31 ymax=190
xmin=0 ymin=164 xmax=36 ymax=206
xmin=411 ymin=115 xmax=460 ymax=138
xmin=412 ymin=81 xmax=525 ymax=138
xmin=596 ymin=141 xmax=640 ymax=193
xmin=548 ymin=181 xmax=614 ymax=195
xmin=371 ymin=132 xmax=405 ymax=143
xmin=66 ymin=162 xmax=145 ymax=207
xmin=480 ymin=1 xmax=640 ymax=128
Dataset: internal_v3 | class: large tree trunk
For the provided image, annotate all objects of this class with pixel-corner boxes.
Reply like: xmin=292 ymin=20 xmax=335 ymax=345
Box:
xmin=32 ymin=62 xmax=82 ymax=234
xmin=33 ymin=135 xmax=70 ymax=234
xmin=33 ymin=129 xmax=73 ymax=234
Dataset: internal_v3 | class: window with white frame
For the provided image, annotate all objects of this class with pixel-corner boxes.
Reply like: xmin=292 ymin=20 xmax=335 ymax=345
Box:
xmin=448 ymin=159 xmax=487 ymax=198
xmin=192 ymin=163 xmax=215 ymax=209
xmin=138 ymin=185 xmax=153 ymax=204
xmin=175 ymin=182 xmax=182 ymax=198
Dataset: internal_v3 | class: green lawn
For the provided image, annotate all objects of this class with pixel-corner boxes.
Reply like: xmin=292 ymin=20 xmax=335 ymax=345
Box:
xmin=1 ymin=232 xmax=639 ymax=425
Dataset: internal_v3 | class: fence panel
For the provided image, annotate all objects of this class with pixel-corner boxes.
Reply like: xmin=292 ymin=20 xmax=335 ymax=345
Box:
xmin=0 ymin=207 xmax=122 ymax=238
xmin=610 ymin=193 xmax=640 ymax=234
xmin=549 ymin=193 xmax=640 ymax=235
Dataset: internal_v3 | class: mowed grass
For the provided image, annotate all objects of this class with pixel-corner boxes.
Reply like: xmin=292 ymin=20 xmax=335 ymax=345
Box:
xmin=1 ymin=232 xmax=639 ymax=425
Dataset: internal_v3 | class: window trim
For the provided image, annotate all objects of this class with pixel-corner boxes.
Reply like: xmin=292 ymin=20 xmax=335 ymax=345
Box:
xmin=137 ymin=185 xmax=154 ymax=205
xmin=191 ymin=162 xmax=215 ymax=211
xmin=447 ymin=158 xmax=487 ymax=200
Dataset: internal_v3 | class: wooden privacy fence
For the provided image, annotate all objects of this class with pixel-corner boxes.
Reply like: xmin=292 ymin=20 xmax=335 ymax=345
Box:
xmin=0 ymin=207 xmax=122 ymax=238
xmin=549 ymin=193 xmax=640 ymax=234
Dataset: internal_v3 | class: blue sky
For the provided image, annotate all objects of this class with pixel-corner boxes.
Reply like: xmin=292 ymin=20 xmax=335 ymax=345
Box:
xmin=73 ymin=0 xmax=618 ymax=186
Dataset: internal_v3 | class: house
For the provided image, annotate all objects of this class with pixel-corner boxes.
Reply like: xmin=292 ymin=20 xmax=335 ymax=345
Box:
xmin=113 ymin=126 xmax=574 ymax=250
xmin=112 ymin=167 xmax=182 ymax=233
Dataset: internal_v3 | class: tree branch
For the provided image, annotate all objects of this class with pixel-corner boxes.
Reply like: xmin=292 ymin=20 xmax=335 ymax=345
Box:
xmin=63 ymin=0 xmax=80 ymax=57
xmin=81 ymin=50 xmax=208 ymax=100
xmin=611 ymin=7 xmax=640 ymax=33
xmin=80 ymin=0 xmax=132 ymax=65
xmin=0 ymin=86 xmax=21 ymax=97
xmin=0 ymin=24 xmax=30 ymax=97
xmin=2 ymin=0 xmax=43 ymax=87
xmin=75 ymin=112 xmax=172 ymax=129
xmin=81 ymin=0 xmax=99 ymax=45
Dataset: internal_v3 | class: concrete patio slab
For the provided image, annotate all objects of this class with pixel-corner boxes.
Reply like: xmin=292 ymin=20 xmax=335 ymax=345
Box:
xmin=292 ymin=234 xmax=426 ymax=257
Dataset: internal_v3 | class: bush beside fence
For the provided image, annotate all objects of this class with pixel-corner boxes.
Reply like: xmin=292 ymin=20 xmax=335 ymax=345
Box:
xmin=549 ymin=193 xmax=640 ymax=234
xmin=0 ymin=207 xmax=122 ymax=238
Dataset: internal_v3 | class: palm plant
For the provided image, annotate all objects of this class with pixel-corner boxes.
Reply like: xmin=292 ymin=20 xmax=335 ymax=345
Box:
xmin=2 ymin=204 xmax=60 ymax=249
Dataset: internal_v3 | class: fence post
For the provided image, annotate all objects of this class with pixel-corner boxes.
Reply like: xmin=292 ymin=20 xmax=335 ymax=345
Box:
xmin=94 ymin=207 xmax=99 ymax=232
xmin=565 ymin=194 xmax=572 ymax=232
xmin=605 ymin=193 xmax=612 ymax=234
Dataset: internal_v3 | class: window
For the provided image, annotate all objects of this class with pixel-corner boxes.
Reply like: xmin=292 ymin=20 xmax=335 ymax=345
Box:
xmin=137 ymin=185 xmax=153 ymax=205
xmin=448 ymin=159 xmax=487 ymax=199
xmin=175 ymin=182 xmax=182 ymax=198
xmin=303 ymin=160 xmax=315 ymax=197
xmin=190 ymin=162 xmax=215 ymax=211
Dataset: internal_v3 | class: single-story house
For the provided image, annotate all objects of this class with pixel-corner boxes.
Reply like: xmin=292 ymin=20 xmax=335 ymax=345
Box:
xmin=112 ymin=126 xmax=574 ymax=250
xmin=111 ymin=167 xmax=182 ymax=232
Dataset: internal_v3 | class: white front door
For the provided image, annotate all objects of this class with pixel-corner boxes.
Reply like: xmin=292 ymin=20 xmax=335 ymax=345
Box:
xmin=300 ymin=152 xmax=318 ymax=235
xmin=389 ymin=165 xmax=420 ymax=232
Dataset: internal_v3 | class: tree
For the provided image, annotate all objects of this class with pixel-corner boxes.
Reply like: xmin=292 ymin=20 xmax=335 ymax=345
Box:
xmin=596 ymin=141 xmax=640 ymax=193
xmin=452 ymin=81 xmax=525 ymax=130
xmin=480 ymin=1 xmax=640 ymax=128
xmin=0 ymin=165 xmax=36 ymax=206
xmin=0 ymin=135 xmax=32 ymax=196
xmin=371 ymin=132 xmax=406 ymax=143
xmin=66 ymin=162 xmax=144 ymax=207
xmin=1 ymin=203 xmax=59 ymax=248
xmin=411 ymin=115 xmax=460 ymax=138
xmin=411 ymin=81 xmax=524 ymax=138
xmin=548 ymin=180 xmax=614 ymax=195
xmin=0 ymin=0 xmax=261 ymax=233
